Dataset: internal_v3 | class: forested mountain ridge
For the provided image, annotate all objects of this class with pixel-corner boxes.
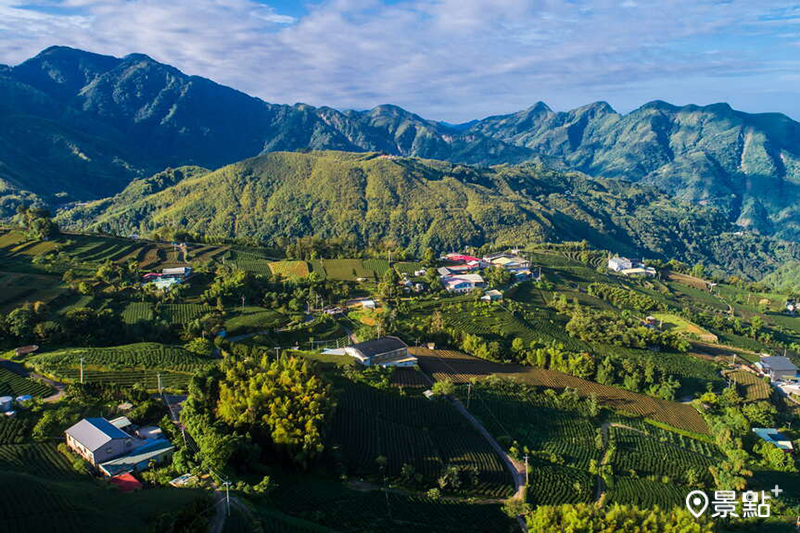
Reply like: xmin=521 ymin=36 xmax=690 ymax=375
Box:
xmin=3 ymin=46 xmax=800 ymax=244
xmin=0 ymin=46 xmax=533 ymax=215
xmin=469 ymin=101 xmax=800 ymax=240
xmin=57 ymin=151 xmax=800 ymax=279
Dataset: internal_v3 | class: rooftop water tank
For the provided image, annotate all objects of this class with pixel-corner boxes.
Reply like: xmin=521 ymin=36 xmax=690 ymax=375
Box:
xmin=0 ymin=396 xmax=13 ymax=412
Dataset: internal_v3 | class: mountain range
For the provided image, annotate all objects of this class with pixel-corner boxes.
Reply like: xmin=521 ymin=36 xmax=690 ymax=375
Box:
xmin=2 ymin=46 xmax=800 ymax=272
xmin=55 ymin=150 xmax=800 ymax=279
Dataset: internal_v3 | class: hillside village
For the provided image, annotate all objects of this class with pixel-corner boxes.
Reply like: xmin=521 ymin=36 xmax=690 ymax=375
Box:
xmin=1 ymin=222 xmax=800 ymax=532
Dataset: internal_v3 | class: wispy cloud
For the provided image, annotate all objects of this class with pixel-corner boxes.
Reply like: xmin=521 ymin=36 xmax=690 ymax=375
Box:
xmin=0 ymin=0 xmax=798 ymax=121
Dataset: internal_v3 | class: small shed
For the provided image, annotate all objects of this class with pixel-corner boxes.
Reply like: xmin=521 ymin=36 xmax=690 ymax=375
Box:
xmin=169 ymin=473 xmax=197 ymax=488
xmin=753 ymin=428 xmax=794 ymax=453
xmin=109 ymin=416 xmax=132 ymax=431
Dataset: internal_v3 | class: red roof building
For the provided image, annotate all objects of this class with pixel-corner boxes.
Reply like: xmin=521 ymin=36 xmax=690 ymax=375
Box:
xmin=110 ymin=473 xmax=142 ymax=493
xmin=445 ymin=253 xmax=481 ymax=263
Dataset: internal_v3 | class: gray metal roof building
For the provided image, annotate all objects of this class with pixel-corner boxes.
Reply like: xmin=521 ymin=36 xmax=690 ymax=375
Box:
xmin=65 ymin=417 xmax=131 ymax=452
xmin=761 ymin=356 xmax=798 ymax=372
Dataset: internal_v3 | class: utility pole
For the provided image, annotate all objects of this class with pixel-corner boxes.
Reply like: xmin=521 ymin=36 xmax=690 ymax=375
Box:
xmin=158 ymin=372 xmax=162 ymax=393
xmin=80 ymin=356 xmax=85 ymax=384
xmin=467 ymin=382 xmax=472 ymax=409
xmin=275 ymin=347 xmax=280 ymax=361
xmin=241 ymin=295 xmax=245 ymax=310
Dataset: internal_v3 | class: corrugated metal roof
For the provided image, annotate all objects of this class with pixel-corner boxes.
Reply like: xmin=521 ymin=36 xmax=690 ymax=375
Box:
xmin=65 ymin=418 xmax=130 ymax=452
xmin=349 ymin=336 xmax=407 ymax=358
xmin=762 ymin=356 xmax=798 ymax=372
xmin=99 ymin=439 xmax=174 ymax=476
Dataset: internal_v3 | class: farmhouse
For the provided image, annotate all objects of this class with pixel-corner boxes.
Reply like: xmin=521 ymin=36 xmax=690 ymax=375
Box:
xmin=444 ymin=253 xmax=482 ymax=264
xmin=608 ymin=256 xmax=634 ymax=271
xmin=441 ymin=273 xmax=485 ymax=293
xmin=760 ymin=356 xmax=798 ymax=382
xmin=753 ymin=428 xmax=794 ymax=453
xmin=344 ymin=336 xmax=417 ymax=367
xmin=142 ymin=266 xmax=193 ymax=284
xmin=484 ymin=252 xmax=530 ymax=270
xmin=65 ymin=418 xmax=136 ymax=467
xmin=438 ymin=264 xmax=478 ymax=276
xmin=481 ymin=289 xmax=503 ymax=302
xmin=65 ymin=417 xmax=174 ymax=475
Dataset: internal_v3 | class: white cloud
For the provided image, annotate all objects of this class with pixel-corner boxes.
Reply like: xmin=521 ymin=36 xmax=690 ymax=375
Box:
xmin=0 ymin=0 xmax=798 ymax=120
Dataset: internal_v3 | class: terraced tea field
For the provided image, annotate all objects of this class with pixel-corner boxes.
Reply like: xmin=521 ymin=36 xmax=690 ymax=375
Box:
xmin=28 ymin=343 xmax=213 ymax=374
xmin=605 ymin=476 xmax=686 ymax=509
xmin=0 ymin=271 xmax=65 ymax=311
xmin=121 ymin=302 xmax=155 ymax=324
xmin=330 ymin=379 xmax=514 ymax=498
xmin=161 ymin=303 xmax=213 ymax=325
xmin=610 ymin=425 xmax=717 ymax=485
xmin=726 ymin=369 xmax=772 ymax=402
xmin=270 ymin=477 xmax=512 ymax=533
xmin=463 ymin=383 xmax=601 ymax=470
xmin=525 ymin=459 xmax=595 ymax=506
xmin=0 ymin=367 xmax=53 ymax=398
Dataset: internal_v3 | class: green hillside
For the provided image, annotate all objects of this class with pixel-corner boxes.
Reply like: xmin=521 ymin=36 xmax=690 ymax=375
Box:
xmin=3 ymin=46 xmax=800 ymax=243
xmin=58 ymin=150 xmax=799 ymax=278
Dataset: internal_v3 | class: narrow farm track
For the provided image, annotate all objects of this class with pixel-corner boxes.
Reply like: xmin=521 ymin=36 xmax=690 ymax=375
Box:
xmin=414 ymin=352 xmax=528 ymax=531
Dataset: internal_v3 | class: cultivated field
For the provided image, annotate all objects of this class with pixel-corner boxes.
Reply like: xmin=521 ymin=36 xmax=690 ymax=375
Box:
xmin=269 ymin=477 xmax=512 ymax=533
xmin=725 ymin=369 xmax=772 ymax=402
xmin=0 ymin=367 xmax=53 ymax=398
xmin=411 ymin=347 xmax=710 ymax=434
xmin=651 ymin=313 xmax=718 ymax=343
xmin=329 ymin=378 xmax=514 ymax=498
xmin=26 ymin=343 xmax=212 ymax=389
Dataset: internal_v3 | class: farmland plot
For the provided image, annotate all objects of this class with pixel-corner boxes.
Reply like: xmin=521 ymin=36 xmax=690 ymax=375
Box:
xmin=412 ymin=347 xmax=710 ymax=434
xmin=0 ymin=367 xmax=53 ymax=398
xmin=29 ymin=343 xmax=213 ymax=374
xmin=329 ymin=379 xmax=513 ymax=498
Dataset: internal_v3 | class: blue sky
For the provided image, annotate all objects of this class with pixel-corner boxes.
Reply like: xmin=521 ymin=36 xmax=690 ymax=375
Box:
xmin=1 ymin=0 xmax=799 ymax=122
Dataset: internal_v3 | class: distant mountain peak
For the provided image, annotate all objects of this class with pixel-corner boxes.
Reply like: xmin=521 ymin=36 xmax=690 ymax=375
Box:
xmin=122 ymin=52 xmax=159 ymax=64
xmin=525 ymin=101 xmax=552 ymax=114
xmin=638 ymin=100 xmax=679 ymax=112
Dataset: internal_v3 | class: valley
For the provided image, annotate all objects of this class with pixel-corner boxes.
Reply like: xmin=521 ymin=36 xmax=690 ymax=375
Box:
xmin=1 ymin=223 xmax=799 ymax=532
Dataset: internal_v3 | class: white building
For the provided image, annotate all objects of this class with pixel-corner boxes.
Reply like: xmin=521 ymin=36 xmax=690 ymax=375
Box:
xmin=441 ymin=273 xmax=485 ymax=293
xmin=608 ymin=256 xmax=633 ymax=271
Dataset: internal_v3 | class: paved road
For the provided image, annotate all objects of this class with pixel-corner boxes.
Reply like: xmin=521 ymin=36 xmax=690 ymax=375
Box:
xmin=208 ymin=486 xmax=227 ymax=533
xmin=0 ymin=360 xmax=65 ymax=402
